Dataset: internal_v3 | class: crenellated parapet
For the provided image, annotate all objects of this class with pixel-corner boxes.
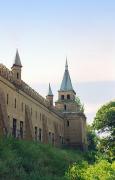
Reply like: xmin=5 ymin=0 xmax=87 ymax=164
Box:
xmin=0 ymin=64 xmax=49 ymax=107
xmin=21 ymin=81 xmax=50 ymax=108
xmin=0 ymin=64 xmax=13 ymax=82
xmin=0 ymin=64 xmax=50 ymax=107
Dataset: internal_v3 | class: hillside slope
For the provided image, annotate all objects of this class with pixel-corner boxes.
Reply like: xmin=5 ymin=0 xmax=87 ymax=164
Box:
xmin=0 ymin=137 xmax=114 ymax=180
xmin=0 ymin=137 xmax=84 ymax=180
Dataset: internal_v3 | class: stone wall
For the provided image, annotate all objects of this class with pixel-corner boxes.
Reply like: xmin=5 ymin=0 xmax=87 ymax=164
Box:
xmin=0 ymin=74 xmax=64 ymax=146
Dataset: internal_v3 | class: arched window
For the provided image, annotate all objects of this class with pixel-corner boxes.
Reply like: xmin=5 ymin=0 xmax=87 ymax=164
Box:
xmin=67 ymin=120 xmax=69 ymax=127
xmin=14 ymin=98 xmax=16 ymax=108
xmin=17 ymin=73 xmax=19 ymax=79
xmin=67 ymin=94 xmax=70 ymax=99
xmin=64 ymin=104 xmax=66 ymax=111
xmin=7 ymin=94 xmax=9 ymax=105
xmin=61 ymin=95 xmax=64 ymax=100
xmin=21 ymin=102 xmax=23 ymax=112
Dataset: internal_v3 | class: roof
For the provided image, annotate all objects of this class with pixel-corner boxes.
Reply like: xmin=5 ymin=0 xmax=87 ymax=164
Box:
xmin=60 ymin=59 xmax=74 ymax=91
xmin=13 ymin=50 xmax=22 ymax=67
xmin=47 ymin=83 xmax=53 ymax=96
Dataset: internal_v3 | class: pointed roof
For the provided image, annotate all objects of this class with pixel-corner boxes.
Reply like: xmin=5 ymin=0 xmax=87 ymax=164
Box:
xmin=60 ymin=58 xmax=74 ymax=91
xmin=47 ymin=83 xmax=53 ymax=96
xmin=13 ymin=50 xmax=22 ymax=67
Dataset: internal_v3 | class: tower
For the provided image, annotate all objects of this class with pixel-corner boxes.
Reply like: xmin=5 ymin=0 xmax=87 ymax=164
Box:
xmin=55 ymin=59 xmax=87 ymax=150
xmin=46 ymin=83 xmax=53 ymax=106
xmin=55 ymin=59 xmax=81 ymax=112
xmin=11 ymin=50 xmax=22 ymax=86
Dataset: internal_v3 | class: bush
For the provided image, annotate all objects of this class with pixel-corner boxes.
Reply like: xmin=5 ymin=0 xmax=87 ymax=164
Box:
xmin=65 ymin=160 xmax=115 ymax=180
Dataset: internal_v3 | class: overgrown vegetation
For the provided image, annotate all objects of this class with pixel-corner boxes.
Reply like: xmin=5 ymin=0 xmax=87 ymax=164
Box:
xmin=93 ymin=101 xmax=115 ymax=159
xmin=0 ymin=137 xmax=84 ymax=180
xmin=0 ymin=101 xmax=115 ymax=180
xmin=0 ymin=136 xmax=114 ymax=180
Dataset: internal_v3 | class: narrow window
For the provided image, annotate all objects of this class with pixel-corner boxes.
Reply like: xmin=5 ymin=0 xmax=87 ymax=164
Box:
xmin=35 ymin=126 xmax=38 ymax=141
xmin=21 ymin=102 xmax=23 ymax=112
xmin=64 ymin=104 xmax=66 ymax=111
xmin=49 ymin=132 xmax=51 ymax=143
xmin=61 ymin=95 xmax=64 ymax=100
xmin=14 ymin=98 xmax=16 ymax=108
xmin=20 ymin=121 xmax=23 ymax=139
xmin=17 ymin=73 xmax=19 ymax=79
xmin=66 ymin=138 xmax=70 ymax=143
xmin=39 ymin=128 xmax=42 ymax=141
xmin=12 ymin=118 xmax=17 ymax=138
xmin=40 ymin=113 xmax=41 ymax=120
xmin=7 ymin=94 xmax=9 ymax=105
xmin=67 ymin=120 xmax=69 ymax=127
xmin=67 ymin=94 xmax=70 ymax=99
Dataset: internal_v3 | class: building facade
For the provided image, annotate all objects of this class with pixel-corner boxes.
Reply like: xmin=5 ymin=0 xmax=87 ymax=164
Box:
xmin=0 ymin=51 xmax=87 ymax=150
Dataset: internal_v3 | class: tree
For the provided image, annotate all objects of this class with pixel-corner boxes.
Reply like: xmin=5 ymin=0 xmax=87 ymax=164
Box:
xmin=86 ymin=125 xmax=98 ymax=151
xmin=93 ymin=101 xmax=115 ymax=157
xmin=75 ymin=96 xmax=84 ymax=112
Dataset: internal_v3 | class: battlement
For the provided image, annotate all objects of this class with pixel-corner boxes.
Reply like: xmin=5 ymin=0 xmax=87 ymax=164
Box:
xmin=0 ymin=64 xmax=62 ymax=117
xmin=0 ymin=64 xmax=50 ymax=107
xmin=0 ymin=64 xmax=14 ymax=82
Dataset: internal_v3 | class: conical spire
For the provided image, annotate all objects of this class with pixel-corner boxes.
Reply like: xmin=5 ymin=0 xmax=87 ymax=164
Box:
xmin=60 ymin=58 xmax=74 ymax=91
xmin=13 ymin=49 xmax=22 ymax=67
xmin=65 ymin=57 xmax=68 ymax=70
xmin=47 ymin=83 xmax=53 ymax=96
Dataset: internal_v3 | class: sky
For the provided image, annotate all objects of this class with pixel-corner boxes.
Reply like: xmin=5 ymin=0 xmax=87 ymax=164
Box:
xmin=0 ymin=0 xmax=115 ymax=123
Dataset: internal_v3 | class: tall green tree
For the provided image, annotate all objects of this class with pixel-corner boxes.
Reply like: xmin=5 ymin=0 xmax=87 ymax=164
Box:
xmin=87 ymin=125 xmax=98 ymax=151
xmin=93 ymin=101 xmax=115 ymax=157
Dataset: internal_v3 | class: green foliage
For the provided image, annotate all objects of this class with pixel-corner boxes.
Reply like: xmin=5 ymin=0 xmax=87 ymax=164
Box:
xmin=75 ymin=97 xmax=84 ymax=112
xmin=0 ymin=137 xmax=84 ymax=180
xmin=65 ymin=161 xmax=88 ymax=180
xmin=93 ymin=101 xmax=115 ymax=133
xmin=0 ymin=137 xmax=114 ymax=180
xmin=86 ymin=125 xmax=99 ymax=151
xmin=93 ymin=101 xmax=115 ymax=158
xmin=65 ymin=160 xmax=115 ymax=180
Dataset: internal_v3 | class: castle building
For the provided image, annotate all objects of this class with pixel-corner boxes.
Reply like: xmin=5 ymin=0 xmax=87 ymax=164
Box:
xmin=0 ymin=51 xmax=87 ymax=150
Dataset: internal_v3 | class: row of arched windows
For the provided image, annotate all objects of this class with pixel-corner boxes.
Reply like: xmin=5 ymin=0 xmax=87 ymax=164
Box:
xmin=61 ymin=94 xmax=70 ymax=100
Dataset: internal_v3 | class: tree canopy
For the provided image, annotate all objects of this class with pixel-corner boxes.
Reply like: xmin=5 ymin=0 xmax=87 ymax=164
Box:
xmin=93 ymin=101 xmax=115 ymax=157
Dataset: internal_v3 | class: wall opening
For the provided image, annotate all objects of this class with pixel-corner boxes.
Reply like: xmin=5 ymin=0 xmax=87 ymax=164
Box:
xmin=67 ymin=94 xmax=70 ymax=99
xmin=39 ymin=128 xmax=42 ymax=141
xmin=17 ymin=72 xmax=19 ymax=79
xmin=7 ymin=94 xmax=9 ymax=105
xmin=12 ymin=118 xmax=17 ymax=138
xmin=64 ymin=104 xmax=66 ymax=111
xmin=14 ymin=98 xmax=16 ymax=108
xmin=67 ymin=120 xmax=69 ymax=127
xmin=21 ymin=102 xmax=23 ymax=112
xmin=61 ymin=95 xmax=64 ymax=100
xmin=20 ymin=121 xmax=23 ymax=139
xmin=35 ymin=126 xmax=38 ymax=141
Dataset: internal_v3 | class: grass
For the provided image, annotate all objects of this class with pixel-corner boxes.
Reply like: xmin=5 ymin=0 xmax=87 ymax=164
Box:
xmin=0 ymin=137 xmax=84 ymax=180
xmin=0 ymin=137 xmax=114 ymax=180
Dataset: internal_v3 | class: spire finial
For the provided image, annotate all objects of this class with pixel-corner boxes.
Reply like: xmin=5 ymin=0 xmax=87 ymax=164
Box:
xmin=47 ymin=83 xmax=53 ymax=96
xmin=12 ymin=49 xmax=22 ymax=67
xmin=65 ymin=57 xmax=68 ymax=70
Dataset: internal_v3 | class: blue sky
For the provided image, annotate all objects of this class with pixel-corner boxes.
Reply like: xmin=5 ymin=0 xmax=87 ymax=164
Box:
xmin=0 ymin=0 xmax=115 ymax=123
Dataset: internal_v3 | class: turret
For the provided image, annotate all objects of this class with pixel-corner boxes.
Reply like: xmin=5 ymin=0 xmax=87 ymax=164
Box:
xmin=55 ymin=58 xmax=87 ymax=150
xmin=55 ymin=58 xmax=77 ymax=112
xmin=46 ymin=83 xmax=53 ymax=106
xmin=11 ymin=50 xmax=22 ymax=85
